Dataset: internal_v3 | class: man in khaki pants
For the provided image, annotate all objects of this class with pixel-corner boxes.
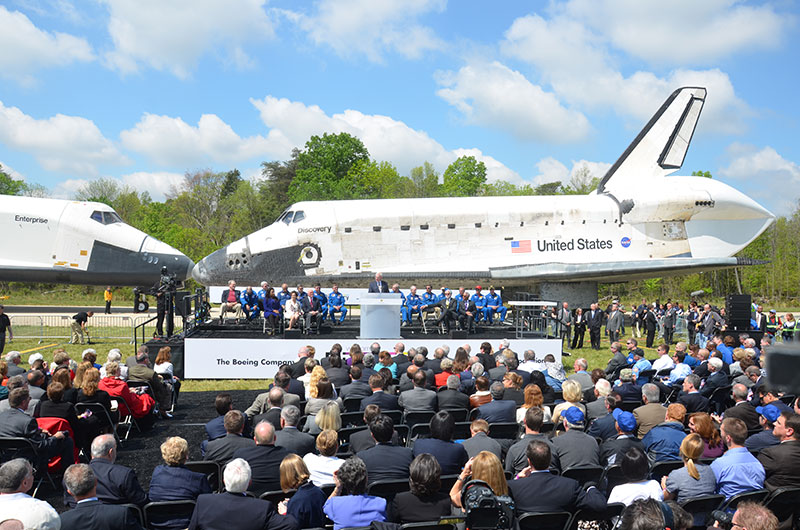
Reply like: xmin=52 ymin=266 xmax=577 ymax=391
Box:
xmin=69 ymin=311 xmax=93 ymax=344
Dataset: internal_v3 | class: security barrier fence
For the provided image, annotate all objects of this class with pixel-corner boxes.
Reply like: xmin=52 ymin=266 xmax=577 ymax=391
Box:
xmin=10 ymin=314 xmax=182 ymax=344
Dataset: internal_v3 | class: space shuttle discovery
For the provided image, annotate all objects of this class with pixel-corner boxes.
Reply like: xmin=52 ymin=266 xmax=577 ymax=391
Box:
xmin=0 ymin=196 xmax=194 ymax=286
xmin=192 ymin=87 xmax=774 ymax=292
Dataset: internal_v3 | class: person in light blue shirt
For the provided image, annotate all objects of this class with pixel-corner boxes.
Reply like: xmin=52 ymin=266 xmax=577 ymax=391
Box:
xmin=454 ymin=287 xmax=468 ymax=302
xmin=239 ymin=287 xmax=260 ymax=320
xmin=256 ymin=281 xmax=270 ymax=308
xmin=484 ymin=287 xmax=508 ymax=324
xmin=711 ymin=417 xmax=765 ymax=502
xmin=668 ymin=352 xmax=692 ymax=385
xmin=323 ymin=456 xmax=386 ymax=530
xmin=470 ymin=286 xmax=487 ymax=323
xmin=327 ymin=284 xmax=347 ymax=324
xmin=632 ymin=350 xmax=653 ymax=384
xmin=276 ymin=283 xmax=292 ymax=307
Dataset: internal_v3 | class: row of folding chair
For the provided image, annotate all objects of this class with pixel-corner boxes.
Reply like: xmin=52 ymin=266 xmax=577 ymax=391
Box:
xmin=119 ymin=500 xmax=196 ymax=529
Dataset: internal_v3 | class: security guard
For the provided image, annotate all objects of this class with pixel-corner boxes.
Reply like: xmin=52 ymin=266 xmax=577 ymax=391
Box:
xmin=765 ymin=309 xmax=781 ymax=338
xmin=277 ymin=283 xmax=292 ymax=307
xmin=484 ymin=286 xmax=508 ymax=324
xmin=240 ymin=286 xmax=261 ymax=320
xmin=327 ymin=283 xmax=347 ymax=324
xmin=405 ymin=285 xmax=424 ymax=326
xmin=470 ymin=286 xmax=487 ymax=323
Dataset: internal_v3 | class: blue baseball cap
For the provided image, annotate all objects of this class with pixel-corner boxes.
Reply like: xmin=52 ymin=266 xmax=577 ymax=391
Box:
xmin=756 ymin=404 xmax=781 ymax=422
xmin=613 ymin=408 xmax=637 ymax=433
xmin=563 ymin=406 xmax=585 ymax=424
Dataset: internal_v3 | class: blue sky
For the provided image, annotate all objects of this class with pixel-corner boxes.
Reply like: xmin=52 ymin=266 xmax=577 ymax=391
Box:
xmin=0 ymin=0 xmax=798 ymax=214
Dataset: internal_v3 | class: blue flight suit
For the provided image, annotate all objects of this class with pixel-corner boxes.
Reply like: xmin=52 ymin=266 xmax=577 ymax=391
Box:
xmin=312 ymin=290 xmax=328 ymax=322
xmin=437 ymin=290 xmax=448 ymax=302
xmin=257 ymin=288 xmax=268 ymax=309
xmin=421 ymin=291 xmax=439 ymax=321
xmin=277 ymin=289 xmax=292 ymax=307
xmin=471 ymin=293 xmax=487 ymax=323
xmin=406 ymin=293 xmax=423 ymax=324
xmin=484 ymin=292 xmax=508 ymax=323
xmin=392 ymin=290 xmax=409 ymax=323
xmin=240 ymin=290 xmax=260 ymax=320
xmin=327 ymin=291 xmax=348 ymax=323
xmin=455 ymin=293 xmax=468 ymax=302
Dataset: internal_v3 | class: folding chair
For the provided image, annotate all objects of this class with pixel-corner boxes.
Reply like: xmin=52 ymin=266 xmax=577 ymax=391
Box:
xmin=260 ymin=489 xmax=296 ymax=505
xmin=717 ymin=489 xmax=770 ymax=512
xmin=518 ymin=511 xmax=572 ymax=530
xmin=453 ymin=422 xmax=471 ymax=440
xmin=486 ymin=422 xmax=521 ymax=440
xmin=366 ymin=478 xmax=410 ymax=500
xmin=561 ymin=465 xmax=604 ymax=488
xmin=763 ymin=487 xmax=800 ymax=528
xmin=0 ymin=437 xmax=55 ymax=497
xmin=343 ymin=397 xmax=363 ymax=413
xmin=75 ymin=402 xmax=120 ymax=444
xmin=340 ymin=411 xmax=365 ymax=427
xmin=619 ymin=401 xmax=643 ymax=412
xmin=441 ymin=408 xmax=468 ymax=422
xmin=184 ymin=460 xmax=222 ymax=492
xmin=143 ymin=500 xmax=196 ymax=529
xmin=568 ymin=503 xmax=625 ymax=530
xmin=408 ymin=423 xmax=431 ymax=445
xmin=401 ymin=522 xmax=456 ymax=530
xmin=679 ymin=494 xmax=725 ymax=528
xmin=119 ymin=503 xmax=145 ymax=527
xmin=649 ymin=459 xmax=684 ymax=482
xmin=403 ymin=410 xmax=436 ymax=427
xmin=600 ymin=464 xmax=625 ymax=493
xmin=338 ymin=426 xmax=367 ymax=446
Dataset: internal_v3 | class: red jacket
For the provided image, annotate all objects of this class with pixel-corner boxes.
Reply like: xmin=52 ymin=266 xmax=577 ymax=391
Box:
xmin=98 ymin=377 xmax=154 ymax=419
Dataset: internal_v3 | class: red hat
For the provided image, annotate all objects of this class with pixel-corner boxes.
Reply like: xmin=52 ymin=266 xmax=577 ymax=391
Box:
xmin=475 ymin=285 xmax=482 ymax=290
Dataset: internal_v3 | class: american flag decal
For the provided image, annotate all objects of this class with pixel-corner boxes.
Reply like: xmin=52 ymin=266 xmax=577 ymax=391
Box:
xmin=511 ymin=240 xmax=531 ymax=253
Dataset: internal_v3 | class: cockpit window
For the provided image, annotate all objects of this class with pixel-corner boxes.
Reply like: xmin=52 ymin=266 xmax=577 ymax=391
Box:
xmin=281 ymin=211 xmax=294 ymax=225
xmin=90 ymin=210 xmax=123 ymax=225
xmin=293 ymin=211 xmax=305 ymax=223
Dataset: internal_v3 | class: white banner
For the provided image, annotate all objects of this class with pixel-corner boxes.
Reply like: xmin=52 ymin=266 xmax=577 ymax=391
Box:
xmin=184 ymin=337 xmax=562 ymax=379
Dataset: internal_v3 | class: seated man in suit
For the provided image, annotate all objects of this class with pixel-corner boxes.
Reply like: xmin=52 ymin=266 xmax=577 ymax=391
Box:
xmin=0 ymin=387 xmax=75 ymax=474
xmin=614 ymin=369 xmax=643 ymax=402
xmin=0 ymin=459 xmax=60 ymax=530
xmin=633 ymin=383 xmax=667 ymax=439
xmin=349 ymin=405 xmax=400 ymax=453
xmin=678 ymin=374 xmax=710 ymax=413
xmin=357 ymin=414 xmax=413 ymax=484
xmin=509 ymin=441 xmax=606 ymax=514
xmin=246 ymin=374 xmax=300 ymax=419
xmin=411 ymin=411 xmax=468 ymax=475
xmin=757 ymin=411 xmax=800 ymax=492
xmin=61 ymin=463 xmax=145 ymax=530
xmin=434 ymin=290 xmax=459 ymax=333
xmin=339 ymin=366 xmax=372 ymax=402
xmin=700 ymin=357 xmax=730 ymax=398
xmin=189 ymin=458 xmax=297 ymax=530
xmin=359 ymin=374 xmax=399 ymax=411
xmin=463 ymin=419 xmax=502 ymax=460
xmin=232 ymin=421 xmax=290 ymax=496
xmin=722 ymin=383 xmax=761 ymax=432
xmin=505 ymin=408 xmax=553 ymax=474
xmin=65 ymin=434 xmax=147 ymax=508
xmin=251 ymin=388 xmax=284 ymax=431
xmin=275 ymin=405 xmax=315 ymax=456
xmin=551 ymin=407 xmax=601 ymax=472
xmin=457 ymin=296 xmax=478 ymax=333
xmin=476 ymin=382 xmax=516 ymax=423
xmin=587 ymin=392 xmax=624 ymax=441
xmin=438 ymin=375 xmax=469 ymax=410
xmin=398 ymin=371 xmax=437 ymax=412
xmin=205 ymin=410 xmax=255 ymax=466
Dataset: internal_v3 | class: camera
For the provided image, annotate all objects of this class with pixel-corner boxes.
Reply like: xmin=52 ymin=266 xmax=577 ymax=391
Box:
xmin=461 ymin=480 xmax=516 ymax=530
xmin=711 ymin=510 xmax=733 ymax=528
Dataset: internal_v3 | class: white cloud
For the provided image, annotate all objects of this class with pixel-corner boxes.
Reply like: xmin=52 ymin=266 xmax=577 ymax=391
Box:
xmin=0 ymin=101 xmax=126 ymax=174
xmin=120 ymin=113 xmax=285 ymax=167
xmin=718 ymin=144 xmax=800 ymax=215
xmin=51 ymin=172 xmax=184 ymax=201
xmin=435 ymin=61 xmax=591 ymax=143
xmin=0 ymin=5 xmax=93 ymax=84
xmin=563 ymin=0 xmax=789 ymax=66
xmin=103 ymin=0 xmax=274 ymax=78
xmin=529 ymin=157 xmax=611 ymax=187
xmin=250 ymin=95 xmax=518 ymax=182
xmin=501 ymin=13 xmax=750 ymax=134
xmin=295 ymin=0 xmax=445 ymax=62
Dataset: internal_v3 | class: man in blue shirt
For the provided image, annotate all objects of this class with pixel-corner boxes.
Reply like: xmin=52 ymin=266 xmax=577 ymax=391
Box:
xmin=239 ymin=287 xmax=260 ymax=320
xmin=257 ymin=281 xmax=270 ymax=309
xmin=421 ymin=285 xmax=440 ymax=322
xmin=470 ymin=286 xmax=487 ymax=323
xmin=405 ymin=286 xmax=423 ymax=326
xmin=276 ymin=283 xmax=292 ymax=307
xmin=712 ymin=417 xmax=765 ymax=501
xmin=327 ymin=284 xmax=347 ymax=325
xmin=642 ymin=403 xmax=687 ymax=462
xmin=454 ymin=287 xmax=468 ymax=302
xmin=484 ymin=287 xmax=507 ymax=324
xmin=631 ymin=349 xmax=653 ymax=384
xmin=389 ymin=284 xmax=408 ymax=324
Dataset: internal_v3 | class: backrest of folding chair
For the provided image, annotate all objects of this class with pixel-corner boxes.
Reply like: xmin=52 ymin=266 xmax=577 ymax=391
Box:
xmin=184 ymin=461 xmax=222 ymax=492
xmin=36 ymin=417 xmax=78 ymax=471
xmin=144 ymin=500 xmax=196 ymax=529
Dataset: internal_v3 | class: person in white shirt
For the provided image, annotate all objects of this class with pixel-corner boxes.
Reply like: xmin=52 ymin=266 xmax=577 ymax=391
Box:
xmin=0 ymin=459 xmax=61 ymax=530
xmin=303 ymin=430 xmax=343 ymax=487
xmin=608 ymin=447 xmax=663 ymax=506
xmin=100 ymin=349 xmax=128 ymax=380
xmin=651 ymin=343 xmax=675 ymax=373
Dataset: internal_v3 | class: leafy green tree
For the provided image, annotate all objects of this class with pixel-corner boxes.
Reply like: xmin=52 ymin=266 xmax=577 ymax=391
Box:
xmin=74 ymin=178 xmax=126 ymax=206
xmin=534 ymin=181 xmax=562 ymax=195
xmin=408 ymin=162 xmax=440 ymax=198
xmin=691 ymin=170 xmax=713 ymax=178
xmin=20 ymin=183 xmax=49 ymax=198
xmin=342 ymin=160 xmax=408 ymax=199
xmin=561 ymin=165 xmax=599 ymax=195
xmin=288 ymin=133 xmax=370 ymax=202
xmin=0 ymin=165 xmax=26 ymax=195
xmin=220 ymin=169 xmax=242 ymax=198
xmin=441 ymin=156 xmax=486 ymax=197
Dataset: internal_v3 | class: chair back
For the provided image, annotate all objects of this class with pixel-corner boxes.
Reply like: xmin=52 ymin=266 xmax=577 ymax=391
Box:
xmin=343 ymin=397 xmax=363 ymax=412
xmin=568 ymin=503 xmax=624 ymax=530
xmin=0 ymin=437 xmax=38 ymax=465
xmin=561 ymin=466 xmax=604 ymax=487
xmin=518 ymin=511 xmax=572 ymax=530
xmin=340 ymin=411 xmax=365 ymax=427
xmin=403 ymin=410 xmax=436 ymax=427
xmin=366 ymin=478 xmax=410 ymax=500
xmin=678 ymin=494 xmax=725 ymax=527
xmin=401 ymin=522 xmax=456 ymax=530
xmin=409 ymin=423 xmax=431 ymax=443
xmin=75 ymin=402 xmax=119 ymax=440
xmin=119 ymin=503 xmax=145 ymax=527
xmin=184 ymin=460 xmax=222 ymax=492
xmin=441 ymin=409 xmax=469 ymax=422
xmin=719 ymin=489 xmax=770 ymax=512
xmin=35 ymin=417 xmax=79 ymax=471
xmin=143 ymin=500 xmax=196 ymax=529
xmin=486 ymin=422 xmax=521 ymax=440
xmin=649 ymin=459 xmax=684 ymax=481
xmin=619 ymin=401 xmax=642 ymax=413
xmin=453 ymin=422 xmax=471 ymax=440
xmin=260 ymin=489 xmax=296 ymax=505
xmin=763 ymin=487 xmax=800 ymax=526
xmin=338 ymin=426 xmax=367 ymax=445
xmin=600 ymin=464 xmax=626 ymax=493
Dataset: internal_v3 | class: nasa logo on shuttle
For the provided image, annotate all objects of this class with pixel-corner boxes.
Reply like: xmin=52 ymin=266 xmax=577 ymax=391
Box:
xmin=621 ymin=237 xmax=631 ymax=248
xmin=298 ymin=226 xmax=331 ymax=234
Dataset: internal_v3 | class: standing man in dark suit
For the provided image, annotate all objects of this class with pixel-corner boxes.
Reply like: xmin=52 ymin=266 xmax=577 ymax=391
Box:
xmin=357 ymin=415 xmax=413 ymax=484
xmin=475 ymin=382 xmax=516 ymax=423
xmin=557 ymin=302 xmax=573 ymax=346
xmin=274 ymin=406 xmax=315 ymax=456
xmin=232 ymin=421 xmax=290 ymax=496
xmin=189 ymin=458 xmax=298 ymax=530
xmin=437 ymin=375 xmax=469 ymax=410
xmin=65 ymin=434 xmax=147 ymax=508
xmin=508 ymin=441 xmax=606 ymax=514
xmin=359 ymin=374 xmax=399 ymax=411
xmin=662 ymin=302 xmax=678 ymax=345
xmin=61 ymin=463 xmax=145 ymax=530
xmin=586 ymin=303 xmax=603 ymax=350
xmin=0 ymin=387 xmax=74 ymax=472
xmin=753 ymin=305 xmax=768 ymax=332
xmin=367 ymin=272 xmax=389 ymax=293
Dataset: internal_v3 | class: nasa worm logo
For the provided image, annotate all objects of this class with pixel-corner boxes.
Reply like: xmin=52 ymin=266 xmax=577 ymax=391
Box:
xmin=621 ymin=237 xmax=631 ymax=248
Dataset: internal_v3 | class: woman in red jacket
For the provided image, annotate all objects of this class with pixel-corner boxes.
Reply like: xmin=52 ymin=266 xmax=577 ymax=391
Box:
xmin=98 ymin=361 xmax=155 ymax=419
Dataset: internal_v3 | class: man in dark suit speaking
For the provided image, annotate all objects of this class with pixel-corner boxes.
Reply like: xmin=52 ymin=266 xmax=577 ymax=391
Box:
xmin=367 ymin=272 xmax=389 ymax=293
xmin=60 ymin=463 xmax=144 ymax=530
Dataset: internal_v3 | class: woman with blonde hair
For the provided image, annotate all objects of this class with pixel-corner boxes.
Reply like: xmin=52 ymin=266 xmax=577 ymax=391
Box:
xmin=306 ymin=401 xmax=341 ymax=435
xmin=277 ymin=454 xmax=326 ymax=528
xmin=501 ymin=372 xmax=524 ymax=405
xmin=550 ymin=379 xmax=585 ymax=425
xmin=307 ymin=365 xmax=327 ymax=398
xmin=73 ymin=361 xmax=93 ymax=389
xmin=662 ymin=433 xmax=716 ymax=525
xmin=516 ymin=384 xmax=552 ymax=424
xmin=149 ymin=436 xmax=212 ymax=527
xmin=76 ymin=367 xmax=117 ymax=424
xmin=450 ymin=451 xmax=509 ymax=508
xmin=305 ymin=379 xmax=343 ymax=416
xmin=687 ymin=413 xmax=724 ymax=458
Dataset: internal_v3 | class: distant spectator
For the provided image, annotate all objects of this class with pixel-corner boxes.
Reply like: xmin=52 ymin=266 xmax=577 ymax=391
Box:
xmin=277 ymin=454 xmax=326 ymax=529
xmin=391 ymin=454 xmax=452 ymax=523
xmin=303 ymin=430 xmax=343 ymax=487
xmin=608 ymin=447 xmax=663 ymax=506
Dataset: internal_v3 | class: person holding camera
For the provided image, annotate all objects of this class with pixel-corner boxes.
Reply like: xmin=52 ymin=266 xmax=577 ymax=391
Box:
xmin=449 ymin=451 xmax=508 ymax=509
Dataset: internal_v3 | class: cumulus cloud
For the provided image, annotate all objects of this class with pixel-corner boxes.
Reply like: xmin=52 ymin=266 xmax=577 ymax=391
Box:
xmin=529 ymin=157 xmax=611 ymax=187
xmin=0 ymin=101 xmax=126 ymax=174
xmin=294 ymin=0 xmax=445 ymax=62
xmin=0 ymin=6 xmax=94 ymax=84
xmin=501 ymin=10 xmax=751 ymax=134
xmin=120 ymin=113 xmax=286 ymax=168
xmin=435 ymin=61 xmax=590 ymax=143
xmin=718 ymin=144 xmax=800 ymax=215
xmin=103 ymin=0 xmax=274 ymax=78
xmin=250 ymin=95 xmax=518 ymax=182
xmin=51 ymin=171 xmax=185 ymax=201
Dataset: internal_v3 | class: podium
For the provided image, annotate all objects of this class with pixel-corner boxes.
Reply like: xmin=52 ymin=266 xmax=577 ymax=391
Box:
xmin=358 ymin=293 xmax=403 ymax=339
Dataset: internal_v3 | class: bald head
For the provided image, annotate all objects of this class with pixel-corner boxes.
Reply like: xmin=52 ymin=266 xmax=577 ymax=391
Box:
xmin=254 ymin=421 xmax=276 ymax=445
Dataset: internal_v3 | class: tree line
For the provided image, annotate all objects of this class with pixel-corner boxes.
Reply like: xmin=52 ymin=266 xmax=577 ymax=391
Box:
xmin=0 ymin=132 xmax=795 ymax=303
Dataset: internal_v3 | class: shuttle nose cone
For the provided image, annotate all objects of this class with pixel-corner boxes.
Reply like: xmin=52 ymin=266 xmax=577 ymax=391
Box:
xmin=192 ymin=247 xmax=227 ymax=285
xmin=176 ymin=255 xmax=195 ymax=282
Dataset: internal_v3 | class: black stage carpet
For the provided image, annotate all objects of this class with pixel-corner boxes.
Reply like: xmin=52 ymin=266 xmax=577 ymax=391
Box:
xmin=42 ymin=389 xmax=264 ymax=513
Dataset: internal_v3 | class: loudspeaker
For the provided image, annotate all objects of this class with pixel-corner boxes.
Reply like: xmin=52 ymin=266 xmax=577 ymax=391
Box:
xmin=726 ymin=294 xmax=751 ymax=330
xmin=284 ymin=329 xmax=303 ymax=339
xmin=174 ymin=291 xmax=190 ymax=318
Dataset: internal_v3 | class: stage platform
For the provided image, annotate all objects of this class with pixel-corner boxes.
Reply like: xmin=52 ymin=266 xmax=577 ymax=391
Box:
xmin=144 ymin=316 xmax=563 ymax=380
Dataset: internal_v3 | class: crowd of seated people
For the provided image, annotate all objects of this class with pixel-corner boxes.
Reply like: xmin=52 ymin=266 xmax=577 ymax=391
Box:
xmin=215 ymin=278 xmax=512 ymax=334
xmin=2 ymin=332 xmax=798 ymax=530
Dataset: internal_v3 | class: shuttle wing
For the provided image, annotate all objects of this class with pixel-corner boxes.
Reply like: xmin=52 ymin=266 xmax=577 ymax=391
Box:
xmin=597 ymin=87 xmax=706 ymax=196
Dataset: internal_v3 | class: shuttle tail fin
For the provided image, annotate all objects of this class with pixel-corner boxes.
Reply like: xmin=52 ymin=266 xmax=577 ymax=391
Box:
xmin=597 ymin=86 xmax=706 ymax=195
